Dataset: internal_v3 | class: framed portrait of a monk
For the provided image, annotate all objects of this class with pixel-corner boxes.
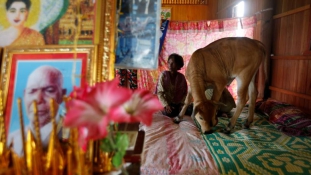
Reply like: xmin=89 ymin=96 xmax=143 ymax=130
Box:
xmin=0 ymin=45 xmax=97 ymax=155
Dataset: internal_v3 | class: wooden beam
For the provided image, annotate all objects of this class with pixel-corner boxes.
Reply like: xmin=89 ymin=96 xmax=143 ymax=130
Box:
xmin=273 ymin=5 xmax=310 ymax=19
xmin=269 ymin=86 xmax=311 ymax=101
xmin=271 ymin=55 xmax=311 ymax=60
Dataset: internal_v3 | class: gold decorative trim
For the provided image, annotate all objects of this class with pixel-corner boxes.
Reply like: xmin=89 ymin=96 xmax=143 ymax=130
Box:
xmin=162 ymin=0 xmax=208 ymax=5
xmin=92 ymin=0 xmax=118 ymax=173
xmin=98 ymin=0 xmax=117 ymax=82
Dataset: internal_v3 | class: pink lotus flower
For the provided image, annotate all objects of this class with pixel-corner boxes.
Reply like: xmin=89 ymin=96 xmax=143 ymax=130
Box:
xmin=110 ymin=89 xmax=163 ymax=126
xmin=63 ymin=78 xmax=162 ymax=149
xmin=64 ymin=79 xmax=132 ymax=145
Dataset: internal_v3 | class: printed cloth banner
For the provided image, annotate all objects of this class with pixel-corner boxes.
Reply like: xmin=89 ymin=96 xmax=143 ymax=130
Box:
xmin=138 ymin=16 xmax=257 ymax=95
xmin=159 ymin=20 xmax=170 ymax=55
xmin=167 ymin=16 xmax=257 ymax=33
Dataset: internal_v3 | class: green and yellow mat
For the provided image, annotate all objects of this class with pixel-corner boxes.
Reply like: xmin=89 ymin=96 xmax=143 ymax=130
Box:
xmin=202 ymin=107 xmax=311 ymax=175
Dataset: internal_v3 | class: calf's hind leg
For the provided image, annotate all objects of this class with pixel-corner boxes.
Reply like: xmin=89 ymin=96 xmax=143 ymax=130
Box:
xmin=223 ymin=77 xmax=249 ymax=134
xmin=211 ymin=85 xmax=225 ymax=127
xmin=244 ymin=75 xmax=257 ymax=128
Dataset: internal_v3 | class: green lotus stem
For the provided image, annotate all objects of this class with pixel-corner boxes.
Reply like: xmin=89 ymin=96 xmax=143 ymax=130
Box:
xmin=108 ymin=124 xmax=117 ymax=150
xmin=107 ymin=124 xmax=128 ymax=175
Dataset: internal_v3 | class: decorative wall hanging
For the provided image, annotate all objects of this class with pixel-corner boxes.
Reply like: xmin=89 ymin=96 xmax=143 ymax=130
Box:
xmin=0 ymin=0 xmax=69 ymax=46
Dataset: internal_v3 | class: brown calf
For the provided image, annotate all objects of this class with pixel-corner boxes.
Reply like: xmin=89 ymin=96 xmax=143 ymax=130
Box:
xmin=179 ymin=37 xmax=266 ymax=134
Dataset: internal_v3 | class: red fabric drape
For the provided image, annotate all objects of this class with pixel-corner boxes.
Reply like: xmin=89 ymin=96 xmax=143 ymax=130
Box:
xmin=137 ymin=16 xmax=257 ymax=100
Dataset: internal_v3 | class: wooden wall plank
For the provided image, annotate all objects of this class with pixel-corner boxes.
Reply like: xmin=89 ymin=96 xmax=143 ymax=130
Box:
xmin=285 ymin=15 xmax=294 ymax=55
xmin=270 ymin=1 xmax=311 ymax=113
xmin=274 ymin=0 xmax=284 ymax=14
xmin=296 ymin=60 xmax=309 ymax=93
xmin=282 ymin=61 xmax=291 ymax=90
xmin=282 ymin=0 xmax=295 ymax=12
xmin=292 ymin=10 xmax=310 ymax=55
xmin=272 ymin=56 xmax=311 ymax=60
xmin=272 ymin=19 xmax=281 ymax=55
xmin=302 ymin=10 xmax=310 ymax=54
xmin=162 ymin=5 xmax=211 ymax=20
xmin=295 ymin=0 xmax=311 ymax=9
xmin=300 ymin=99 xmax=307 ymax=111
xmin=269 ymin=86 xmax=311 ymax=100
xmin=270 ymin=59 xmax=276 ymax=88
xmin=271 ymin=91 xmax=281 ymax=101
xmin=279 ymin=17 xmax=288 ymax=54
xmin=307 ymin=61 xmax=311 ymax=95
xmin=292 ymin=13 xmax=302 ymax=55
xmin=270 ymin=59 xmax=284 ymax=88
xmin=270 ymin=59 xmax=311 ymax=112
xmin=253 ymin=23 xmax=260 ymax=40
xmin=288 ymin=60 xmax=298 ymax=91
xmin=273 ymin=5 xmax=310 ymax=19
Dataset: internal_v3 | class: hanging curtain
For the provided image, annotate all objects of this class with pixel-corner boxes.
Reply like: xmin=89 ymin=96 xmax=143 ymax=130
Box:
xmin=138 ymin=16 xmax=257 ymax=100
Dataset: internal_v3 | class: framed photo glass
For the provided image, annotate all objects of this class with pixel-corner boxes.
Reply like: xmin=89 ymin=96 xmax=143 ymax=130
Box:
xmin=115 ymin=0 xmax=162 ymax=69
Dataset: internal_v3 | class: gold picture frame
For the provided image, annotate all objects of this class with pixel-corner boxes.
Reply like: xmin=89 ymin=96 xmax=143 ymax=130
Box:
xmin=0 ymin=45 xmax=97 ymax=155
xmin=95 ymin=0 xmax=118 ymax=82
xmin=161 ymin=0 xmax=208 ymax=5
xmin=0 ymin=0 xmax=120 ymax=172
xmin=0 ymin=47 xmax=2 ymax=67
xmin=91 ymin=1 xmax=119 ymax=170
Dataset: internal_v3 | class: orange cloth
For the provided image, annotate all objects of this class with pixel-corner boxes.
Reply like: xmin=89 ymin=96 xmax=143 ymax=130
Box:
xmin=11 ymin=28 xmax=45 ymax=46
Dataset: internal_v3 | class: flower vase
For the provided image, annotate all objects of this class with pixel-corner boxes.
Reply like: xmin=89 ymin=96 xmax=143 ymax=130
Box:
xmin=92 ymin=141 xmax=114 ymax=174
xmin=100 ymin=151 xmax=113 ymax=172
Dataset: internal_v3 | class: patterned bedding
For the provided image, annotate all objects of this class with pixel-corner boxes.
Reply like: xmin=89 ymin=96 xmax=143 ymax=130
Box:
xmin=203 ymin=107 xmax=311 ymax=175
xmin=255 ymin=98 xmax=311 ymax=136
xmin=140 ymin=111 xmax=219 ymax=175
xmin=140 ymin=107 xmax=311 ymax=175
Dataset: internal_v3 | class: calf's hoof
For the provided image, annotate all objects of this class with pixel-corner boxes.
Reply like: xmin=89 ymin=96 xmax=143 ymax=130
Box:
xmin=222 ymin=127 xmax=231 ymax=134
xmin=203 ymin=130 xmax=213 ymax=134
xmin=244 ymin=120 xmax=252 ymax=129
xmin=172 ymin=116 xmax=182 ymax=124
xmin=222 ymin=123 xmax=233 ymax=134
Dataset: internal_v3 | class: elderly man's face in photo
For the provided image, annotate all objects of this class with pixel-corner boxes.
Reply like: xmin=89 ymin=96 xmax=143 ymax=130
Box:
xmin=24 ymin=67 xmax=65 ymax=127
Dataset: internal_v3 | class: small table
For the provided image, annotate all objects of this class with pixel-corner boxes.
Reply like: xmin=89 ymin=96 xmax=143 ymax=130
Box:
xmin=118 ymin=123 xmax=145 ymax=163
xmin=100 ymin=123 xmax=144 ymax=175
